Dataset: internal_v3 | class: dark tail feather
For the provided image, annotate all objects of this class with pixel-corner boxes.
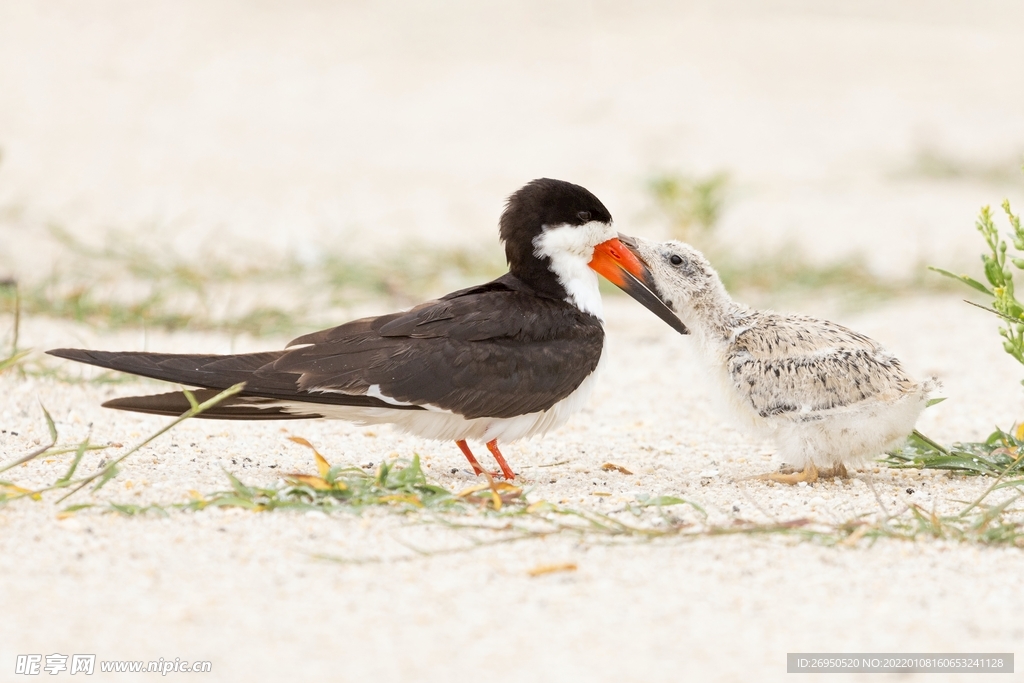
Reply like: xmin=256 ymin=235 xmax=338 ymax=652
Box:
xmin=47 ymin=346 xmax=424 ymax=413
xmin=103 ymin=390 xmax=321 ymax=420
xmin=46 ymin=347 xmax=286 ymax=390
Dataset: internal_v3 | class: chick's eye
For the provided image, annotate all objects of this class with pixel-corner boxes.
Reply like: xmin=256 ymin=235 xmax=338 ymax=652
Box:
xmin=669 ymin=254 xmax=683 ymax=266
xmin=577 ymin=211 xmax=591 ymax=222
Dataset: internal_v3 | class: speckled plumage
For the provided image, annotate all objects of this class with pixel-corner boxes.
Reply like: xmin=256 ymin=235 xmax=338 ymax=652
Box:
xmin=626 ymin=237 xmax=937 ymax=479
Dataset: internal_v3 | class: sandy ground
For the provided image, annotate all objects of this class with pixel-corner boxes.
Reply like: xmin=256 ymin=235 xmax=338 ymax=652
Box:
xmin=2 ymin=296 xmax=1024 ymax=683
xmin=2 ymin=2 xmax=1024 ymax=682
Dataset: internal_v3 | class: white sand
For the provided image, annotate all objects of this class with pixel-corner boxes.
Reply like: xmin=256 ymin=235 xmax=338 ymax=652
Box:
xmin=1 ymin=2 xmax=1024 ymax=681
xmin=2 ymin=297 xmax=1023 ymax=682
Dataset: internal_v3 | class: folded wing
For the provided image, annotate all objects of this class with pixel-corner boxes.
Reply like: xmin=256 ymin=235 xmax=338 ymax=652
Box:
xmin=727 ymin=314 xmax=917 ymax=420
xmin=48 ymin=275 xmax=604 ymax=421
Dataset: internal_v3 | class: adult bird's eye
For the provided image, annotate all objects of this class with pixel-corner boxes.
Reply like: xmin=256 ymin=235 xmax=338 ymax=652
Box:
xmin=670 ymin=254 xmax=683 ymax=266
xmin=577 ymin=211 xmax=591 ymax=222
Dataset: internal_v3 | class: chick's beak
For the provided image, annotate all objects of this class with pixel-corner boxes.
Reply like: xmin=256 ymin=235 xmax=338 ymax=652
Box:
xmin=588 ymin=236 xmax=689 ymax=334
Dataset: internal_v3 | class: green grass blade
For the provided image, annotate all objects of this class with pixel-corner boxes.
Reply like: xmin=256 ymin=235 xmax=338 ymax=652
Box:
xmin=928 ymin=266 xmax=994 ymax=295
xmin=0 ymin=405 xmax=60 ymax=475
xmin=56 ymin=437 xmax=91 ymax=484
xmin=53 ymin=382 xmax=246 ymax=503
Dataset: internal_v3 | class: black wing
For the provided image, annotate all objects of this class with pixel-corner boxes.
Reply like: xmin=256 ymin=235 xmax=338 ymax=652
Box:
xmin=275 ymin=274 xmax=605 ymax=419
xmin=48 ymin=274 xmax=604 ymax=420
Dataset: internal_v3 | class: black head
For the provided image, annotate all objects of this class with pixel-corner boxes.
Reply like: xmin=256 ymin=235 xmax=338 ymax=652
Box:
xmin=499 ymin=179 xmax=613 ymax=297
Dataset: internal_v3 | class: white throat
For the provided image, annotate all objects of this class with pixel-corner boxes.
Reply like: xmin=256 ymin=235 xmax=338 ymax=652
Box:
xmin=532 ymin=221 xmax=615 ymax=320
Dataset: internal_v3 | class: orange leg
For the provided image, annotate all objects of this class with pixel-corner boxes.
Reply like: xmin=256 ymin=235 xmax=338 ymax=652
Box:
xmin=486 ymin=439 xmax=516 ymax=480
xmin=455 ymin=440 xmax=485 ymax=475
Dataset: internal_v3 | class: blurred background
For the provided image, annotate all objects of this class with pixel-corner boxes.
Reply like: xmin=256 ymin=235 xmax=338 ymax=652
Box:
xmin=1 ymin=0 xmax=1023 ymax=334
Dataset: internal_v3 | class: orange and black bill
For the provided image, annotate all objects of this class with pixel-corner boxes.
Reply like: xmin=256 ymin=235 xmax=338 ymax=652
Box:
xmin=588 ymin=236 xmax=689 ymax=334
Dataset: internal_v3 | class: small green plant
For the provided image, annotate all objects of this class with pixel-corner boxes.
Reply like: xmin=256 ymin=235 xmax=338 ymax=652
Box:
xmin=0 ymin=278 xmax=30 ymax=373
xmin=885 ymin=195 xmax=1024 ymax=478
xmin=884 ymin=428 xmax=1024 ymax=476
xmin=178 ymin=437 xmax=494 ymax=514
xmin=932 ymin=201 xmax=1024 ymax=372
xmin=648 ymin=172 xmax=730 ymax=244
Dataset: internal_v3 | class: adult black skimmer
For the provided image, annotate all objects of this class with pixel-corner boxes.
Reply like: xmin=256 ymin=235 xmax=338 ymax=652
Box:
xmin=48 ymin=179 xmax=687 ymax=479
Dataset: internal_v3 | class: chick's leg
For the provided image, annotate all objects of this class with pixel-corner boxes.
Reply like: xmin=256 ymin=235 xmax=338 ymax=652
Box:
xmin=818 ymin=463 xmax=849 ymax=479
xmin=758 ymin=462 xmax=819 ymax=485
